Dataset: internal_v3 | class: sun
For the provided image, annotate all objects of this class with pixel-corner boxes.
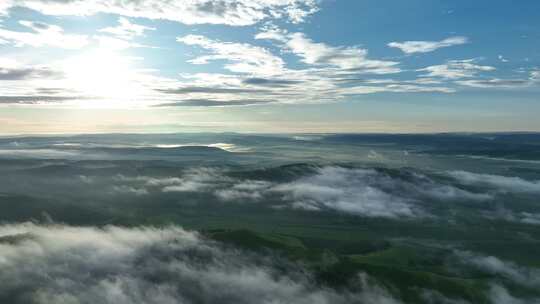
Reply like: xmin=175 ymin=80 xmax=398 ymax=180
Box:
xmin=62 ymin=50 xmax=142 ymax=107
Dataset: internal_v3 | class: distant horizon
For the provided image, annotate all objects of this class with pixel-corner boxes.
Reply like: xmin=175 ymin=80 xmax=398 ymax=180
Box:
xmin=2 ymin=130 xmax=540 ymax=138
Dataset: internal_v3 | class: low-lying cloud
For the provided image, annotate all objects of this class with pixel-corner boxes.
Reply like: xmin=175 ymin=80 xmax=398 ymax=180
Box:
xmin=448 ymin=171 xmax=540 ymax=194
xmin=108 ymin=166 xmax=494 ymax=219
xmin=455 ymin=250 xmax=540 ymax=288
xmin=0 ymin=223 xmax=400 ymax=304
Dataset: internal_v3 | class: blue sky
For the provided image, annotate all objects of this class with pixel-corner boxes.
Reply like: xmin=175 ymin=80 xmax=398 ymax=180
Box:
xmin=0 ymin=0 xmax=539 ymax=134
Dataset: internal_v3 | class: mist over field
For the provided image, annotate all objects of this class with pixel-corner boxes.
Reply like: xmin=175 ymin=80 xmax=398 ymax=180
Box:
xmin=1 ymin=133 xmax=540 ymax=303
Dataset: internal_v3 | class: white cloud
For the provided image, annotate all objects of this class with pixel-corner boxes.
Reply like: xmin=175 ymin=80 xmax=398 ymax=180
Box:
xmin=93 ymin=35 xmax=154 ymax=50
xmin=0 ymin=223 xmax=402 ymax=304
xmin=254 ymin=25 xmax=289 ymax=42
xmin=271 ymin=167 xmax=421 ymax=218
xmin=118 ymin=168 xmax=232 ymax=193
xmin=112 ymin=185 xmax=149 ymax=196
xmin=448 ymin=171 xmax=540 ymax=194
xmin=455 ymin=251 xmax=540 ymax=288
xmin=268 ymin=167 xmax=493 ymax=217
xmin=388 ymin=36 xmax=468 ymax=54
xmin=178 ymin=34 xmax=285 ymax=75
xmin=282 ymin=0 xmax=319 ymax=23
xmin=1 ymin=24 xmax=455 ymax=108
xmin=519 ymin=212 xmax=540 ymax=225
xmin=418 ymin=59 xmax=495 ymax=79
xmin=107 ymin=166 xmax=494 ymax=218
xmin=215 ymin=180 xmax=272 ymax=201
xmin=0 ymin=58 xmax=63 ymax=80
xmin=529 ymin=70 xmax=540 ymax=82
xmin=257 ymin=29 xmax=400 ymax=74
xmin=99 ymin=17 xmax=155 ymax=40
xmin=455 ymin=78 xmax=530 ymax=88
xmin=0 ymin=148 xmax=77 ymax=158
xmin=488 ymin=284 xmax=538 ymax=304
xmin=0 ymin=20 xmax=88 ymax=49
xmin=5 ymin=0 xmax=318 ymax=26
xmin=0 ymin=0 xmax=12 ymax=16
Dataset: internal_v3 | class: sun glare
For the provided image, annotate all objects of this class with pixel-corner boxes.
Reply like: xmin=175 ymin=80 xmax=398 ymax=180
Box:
xmin=62 ymin=50 xmax=142 ymax=107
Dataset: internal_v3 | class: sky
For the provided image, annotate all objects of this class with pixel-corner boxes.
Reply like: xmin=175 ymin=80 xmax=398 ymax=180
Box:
xmin=0 ymin=0 xmax=539 ymax=134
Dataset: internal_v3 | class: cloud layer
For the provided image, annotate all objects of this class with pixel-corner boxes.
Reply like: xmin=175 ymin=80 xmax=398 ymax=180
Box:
xmin=106 ymin=165 xmax=494 ymax=219
xmin=0 ymin=223 xmax=400 ymax=304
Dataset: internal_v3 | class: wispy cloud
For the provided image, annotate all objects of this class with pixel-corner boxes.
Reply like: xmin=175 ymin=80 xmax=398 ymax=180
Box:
xmin=448 ymin=170 xmax=540 ymax=194
xmin=257 ymin=28 xmax=401 ymax=74
xmin=418 ymin=59 xmax=495 ymax=79
xmin=455 ymin=250 xmax=540 ymax=288
xmin=388 ymin=36 xmax=468 ymax=54
xmin=0 ymin=59 xmax=62 ymax=80
xmin=456 ymin=70 xmax=540 ymax=88
xmin=2 ymin=0 xmax=319 ymax=26
xmin=455 ymin=78 xmax=530 ymax=88
xmin=0 ymin=20 xmax=88 ymax=49
xmin=99 ymin=17 xmax=155 ymax=40
xmin=108 ymin=165 xmax=492 ymax=218
xmin=154 ymin=99 xmax=271 ymax=107
xmin=178 ymin=34 xmax=285 ymax=75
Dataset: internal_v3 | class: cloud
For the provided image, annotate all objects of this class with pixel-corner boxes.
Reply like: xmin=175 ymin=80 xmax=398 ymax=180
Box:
xmin=0 ymin=223 xmax=401 ymax=304
xmin=482 ymin=208 xmax=540 ymax=226
xmin=0 ymin=54 xmax=185 ymax=107
xmin=282 ymin=0 xmax=319 ymax=23
xmin=215 ymin=180 xmax=272 ymax=201
xmin=107 ymin=165 xmax=493 ymax=219
xmin=257 ymin=29 xmax=400 ymax=74
xmin=388 ymin=36 xmax=468 ymax=54
xmin=418 ymin=59 xmax=495 ymax=79
xmin=447 ymin=171 xmax=540 ymax=194
xmin=3 ymin=0 xmax=319 ymax=25
xmin=93 ymin=35 xmax=154 ymax=50
xmin=111 ymin=185 xmax=149 ymax=196
xmin=530 ymin=70 xmax=540 ymax=82
xmin=269 ymin=166 xmax=490 ymax=218
xmin=455 ymin=78 xmax=530 ymax=88
xmin=154 ymin=99 xmax=270 ymax=107
xmin=0 ymin=0 xmax=12 ymax=16
xmin=455 ymin=70 xmax=540 ymax=88
xmin=518 ymin=212 xmax=540 ymax=225
xmin=498 ymin=55 xmax=509 ymax=63
xmin=166 ymin=30 xmax=454 ymax=106
xmin=0 ymin=20 xmax=88 ymax=49
xmin=158 ymin=86 xmax=269 ymax=94
xmin=118 ymin=168 xmax=232 ymax=193
xmin=455 ymin=251 xmax=540 ymax=288
xmin=177 ymin=34 xmax=285 ymax=75
xmin=0 ymin=59 xmax=63 ymax=81
xmin=99 ymin=17 xmax=155 ymax=40
xmin=271 ymin=171 xmax=419 ymax=217
xmin=0 ymin=95 xmax=87 ymax=104
xmin=488 ymin=284 xmax=538 ymax=304
xmin=242 ymin=77 xmax=301 ymax=87
xmin=0 ymin=148 xmax=79 ymax=158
